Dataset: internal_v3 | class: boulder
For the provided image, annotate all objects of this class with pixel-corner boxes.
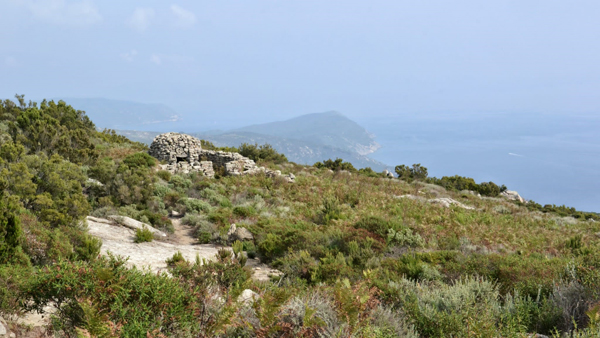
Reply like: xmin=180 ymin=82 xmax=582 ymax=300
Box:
xmin=383 ymin=169 xmax=394 ymax=178
xmin=237 ymin=289 xmax=259 ymax=305
xmin=107 ymin=215 xmax=167 ymax=237
xmin=227 ymin=224 xmax=254 ymax=242
xmin=501 ymin=190 xmax=525 ymax=203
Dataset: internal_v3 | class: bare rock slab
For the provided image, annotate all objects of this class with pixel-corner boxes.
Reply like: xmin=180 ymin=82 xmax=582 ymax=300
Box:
xmin=106 ymin=215 xmax=167 ymax=237
xmin=87 ymin=216 xmax=220 ymax=274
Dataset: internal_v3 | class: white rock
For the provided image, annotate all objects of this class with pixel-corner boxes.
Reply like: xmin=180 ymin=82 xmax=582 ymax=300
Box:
xmin=106 ymin=215 xmax=167 ymax=237
xmin=428 ymin=198 xmax=475 ymax=210
xmin=0 ymin=318 xmax=7 ymax=337
xmin=237 ymin=289 xmax=259 ymax=305
xmin=501 ymin=190 xmax=525 ymax=203
xmin=86 ymin=216 xmax=113 ymax=225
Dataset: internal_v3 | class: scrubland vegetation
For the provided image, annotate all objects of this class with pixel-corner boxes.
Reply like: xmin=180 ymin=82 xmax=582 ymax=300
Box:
xmin=1 ymin=96 xmax=600 ymax=337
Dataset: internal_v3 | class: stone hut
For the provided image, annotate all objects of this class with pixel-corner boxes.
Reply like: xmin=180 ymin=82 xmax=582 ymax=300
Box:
xmin=148 ymin=132 xmax=295 ymax=182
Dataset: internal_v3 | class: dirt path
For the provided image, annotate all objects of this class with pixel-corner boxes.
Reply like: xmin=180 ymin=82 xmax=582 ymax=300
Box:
xmin=170 ymin=217 xmax=197 ymax=245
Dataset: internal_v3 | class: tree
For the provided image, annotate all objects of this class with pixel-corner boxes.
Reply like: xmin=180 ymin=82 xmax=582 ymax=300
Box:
xmin=238 ymin=143 xmax=288 ymax=164
xmin=0 ymin=193 xmax=23 ymax=264
xmin=395 ymin=163 xmax=428 ymax=182
xmin=314 ymin=158 xmax=357 ymax=172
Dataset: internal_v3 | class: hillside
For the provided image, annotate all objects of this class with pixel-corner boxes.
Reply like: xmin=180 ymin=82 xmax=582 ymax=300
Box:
xmin=116 ymin=111 xmax=390 ymax=171
xmin=1 ymin=97 xmax=600 ymax=338
xmin=234 ymin=111 xmax=381 ymax=155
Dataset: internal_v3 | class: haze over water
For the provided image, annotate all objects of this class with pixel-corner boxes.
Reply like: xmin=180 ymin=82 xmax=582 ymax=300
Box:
xmin=360 ymin=113 xmax=600 ymax=212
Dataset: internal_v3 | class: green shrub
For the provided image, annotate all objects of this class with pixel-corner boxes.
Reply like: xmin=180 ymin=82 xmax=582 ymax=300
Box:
xmin=197 ymin=232 xmax=212 ymax=244
xmin=242 ymin=241 xmax=257 ymax=259
xmin=181 ymin=213 xmax=208 ymax=227
xmin=166 ymin=251 xmax=185 ymax=266
xmin=395 ymin=163 xmax=428 ymax=182
xmin=156 ymin=170 xmax=171 ymax=182
xmin=386 ymin=277 xmax=527 ymax=337
xmin=357 ymin=167 xmax=384 ymax=178
xmin=233 ymin=205 xmax=257 ymax=218
xmin=258 ymin=233 xmax=288 ymax=261
xmin=139 ymin=210 xmax=172 ymax=232
xmin=208 ymin=208 xmax=232 ymax=226
xmin=355 ymin=216 xmax=399 ymax=237
xmin=319 ymin=196 xmax=343 ymax=224
xmin=183 ymin=198 xmax=211 ymax=213
xmin=153 ymin=182 xmax=171 ymax=198
xmin=134 ymin=227 xmax=153 ymax=243
xmin=0 ymin=194 xmax=23 ymax=264
xmin=74 ymin=234 xmax=102 ymax=262
xmin=0 ymin=264 xmax=32 ymax=315
xmin=274 ymin=250 xmax=318 ymax=281
xmin=314 ymin=158 xmax=356 ymax=172
xmin=122 ymin=152 xmax=156 ymax=169
xmin=170 ymin=174 xmax=192 ymax=191
xmin=19 ymin=256 xmax=208 ymax=336
xmin=387 ymin=227 xmax=425 ymax=248
xmin=238 ymin=143 xmax=288 ymax=164
xmin=311 ymin=252 xmax=355 ymax=282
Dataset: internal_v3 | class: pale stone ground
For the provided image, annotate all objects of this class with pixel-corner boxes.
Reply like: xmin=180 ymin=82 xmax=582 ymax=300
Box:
xmin=86 ymin=216 xmax=282 ymax=280
xmin=12 ymin=216 xmax=281 ymax=335
xmin=87 ymin=216 xmax=221 ymax=274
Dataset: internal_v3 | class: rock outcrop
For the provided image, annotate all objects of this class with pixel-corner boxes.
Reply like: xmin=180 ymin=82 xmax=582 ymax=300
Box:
xmin=428 ymin=197 xmax=475 ymax=210
xmin=105 ymin=215 xmax=167 ymax=237
xmin=395 ymin=195 xmax=475 ymax=210
xmin=86 ymin=216 xmax=282 ymax=281
xmin=501 ymin=190 xmax=525 ymax=203
xmin=149 ymin=132 xmax=294 ymax=182
xmin=237 ymin=289 xmax=260 ymax=305
xmin=227 ymin=223 xmax=254 ymax=242
xmin=86 ymin=216 xmax=221 ymax=274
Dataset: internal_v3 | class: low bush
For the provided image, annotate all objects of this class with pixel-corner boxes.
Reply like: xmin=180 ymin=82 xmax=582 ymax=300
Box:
xmin=314 ymin=158 xmax=356 ymax=172
xmin=233 ymin=205 xmax=257 ymax=218
xmin=238 ymin=143 xmax=288 ymax=164
xmin=134 ymin=227 xmax=153 ymax=243
xmin=387 ymin=227 xmax=425 ymax=248
xmin=121 ymin=152 xmax=156 ymax=169
xmin=156 ymin=170 xmax=171 ymax=182
xmin=19 ymin=256 xmax=209 ymax=336
xmin=183 ymin=197 xmax=212 ymax=213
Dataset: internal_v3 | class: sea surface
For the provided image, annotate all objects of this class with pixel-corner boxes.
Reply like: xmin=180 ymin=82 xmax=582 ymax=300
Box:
xmin=359 ymin=113 xmax=600 ymax=213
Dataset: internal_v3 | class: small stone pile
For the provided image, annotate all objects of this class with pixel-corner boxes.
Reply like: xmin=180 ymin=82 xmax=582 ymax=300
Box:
xmin=148 ymin=132 xmax=295 ymax=182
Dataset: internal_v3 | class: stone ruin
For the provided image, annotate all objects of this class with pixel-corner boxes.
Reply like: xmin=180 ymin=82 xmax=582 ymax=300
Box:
xmin=148 ymin=132 xmax=295 ymax=182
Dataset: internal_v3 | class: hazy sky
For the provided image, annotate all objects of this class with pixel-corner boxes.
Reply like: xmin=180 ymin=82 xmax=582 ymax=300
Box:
xmin=1 ymin=0 xmax=599 ymax=121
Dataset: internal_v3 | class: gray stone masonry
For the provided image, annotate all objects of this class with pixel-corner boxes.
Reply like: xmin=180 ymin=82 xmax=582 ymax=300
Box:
xmin=149 ymin=132 xmax=294 ymax=182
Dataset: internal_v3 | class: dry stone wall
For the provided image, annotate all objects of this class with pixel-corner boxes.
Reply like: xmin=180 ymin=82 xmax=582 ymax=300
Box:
xmin=149 ymin=132 xmax=294 ymax=182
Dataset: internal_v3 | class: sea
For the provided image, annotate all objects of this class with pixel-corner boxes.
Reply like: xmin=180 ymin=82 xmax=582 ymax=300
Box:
xmin=359 ymin=112 xmax=600 ymax=213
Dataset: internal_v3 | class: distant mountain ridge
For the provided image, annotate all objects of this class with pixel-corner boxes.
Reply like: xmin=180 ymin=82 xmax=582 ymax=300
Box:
xmin=234 ymin=111 xmax=380 ymax=156
xmin=116 ymin=111 xmax=389 ymax=171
